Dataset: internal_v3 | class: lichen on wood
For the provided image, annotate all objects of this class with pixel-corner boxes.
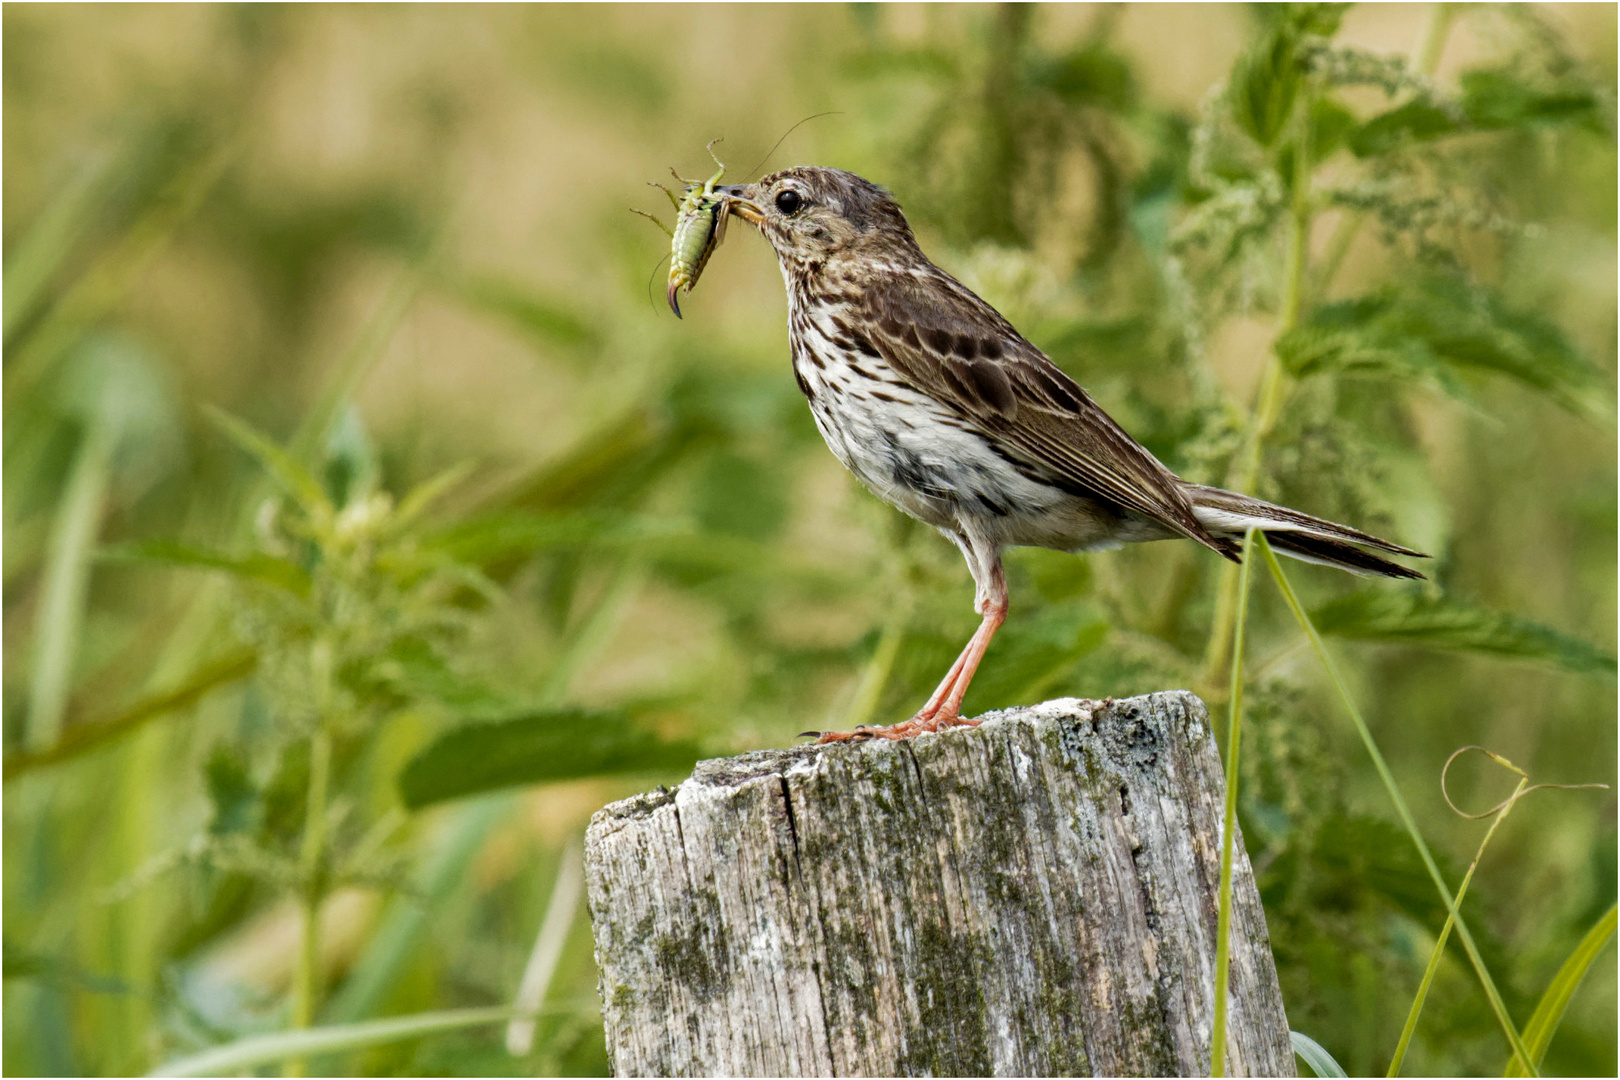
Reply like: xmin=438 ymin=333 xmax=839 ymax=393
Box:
xmin=585 ymin=692 xmax=1295 ymax=1078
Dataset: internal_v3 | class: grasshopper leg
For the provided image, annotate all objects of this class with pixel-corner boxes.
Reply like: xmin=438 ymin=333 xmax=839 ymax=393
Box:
xmin=629 ymin=208 xmax=673 ymax=239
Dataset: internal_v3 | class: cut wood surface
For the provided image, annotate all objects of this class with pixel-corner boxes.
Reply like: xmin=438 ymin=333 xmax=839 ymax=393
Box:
xmin=585 ymin=691 xmax=1295 ymax=1077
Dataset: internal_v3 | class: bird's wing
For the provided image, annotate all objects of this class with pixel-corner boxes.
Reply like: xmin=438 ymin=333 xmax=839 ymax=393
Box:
xmin=858 ymin=269 xmax=1233 ymax=556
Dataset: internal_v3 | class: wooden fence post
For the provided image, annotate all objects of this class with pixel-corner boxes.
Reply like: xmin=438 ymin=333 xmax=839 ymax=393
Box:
xmin=585 ymin=692 xmax=1295 ymax=1077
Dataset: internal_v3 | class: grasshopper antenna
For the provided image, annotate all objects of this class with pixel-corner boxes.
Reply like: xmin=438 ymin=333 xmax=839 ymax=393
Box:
xmin=743 ymin=111 xmax=843 ymax=181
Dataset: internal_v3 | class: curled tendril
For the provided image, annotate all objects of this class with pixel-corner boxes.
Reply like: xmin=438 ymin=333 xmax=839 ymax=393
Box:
xmin=1440 ymin=744 xmax=1608 ymax=820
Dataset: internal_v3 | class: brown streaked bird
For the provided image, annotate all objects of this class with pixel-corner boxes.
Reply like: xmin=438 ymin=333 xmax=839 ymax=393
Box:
xmin=718 ymin=167 xmax=1425 ymax=744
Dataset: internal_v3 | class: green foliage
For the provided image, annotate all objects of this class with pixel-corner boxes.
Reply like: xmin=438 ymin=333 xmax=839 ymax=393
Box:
xmin=1277 ymin=277 xmax=1610 ymax=416
xmin=1312 ymin=588 xmax=1617 ymax=677
xmin=1507 ymin=904 xmax=1618 ymax=1077
xmin=1293 ymin=1030 xmax=1350 ymax=1078
xmin=2 ymin=5 xmax=1612 ymax=1078
xmin=397 ymin=710 xmax=700 ymax=809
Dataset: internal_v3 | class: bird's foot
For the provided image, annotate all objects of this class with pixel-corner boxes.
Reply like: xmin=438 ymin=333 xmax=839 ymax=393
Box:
xmin=813 ymin=709 xmax=980 ymax=745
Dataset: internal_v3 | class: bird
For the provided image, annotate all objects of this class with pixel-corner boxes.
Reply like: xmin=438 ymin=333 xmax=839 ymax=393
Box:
xmin=716 ymin=166 xmax=1425 ymax=744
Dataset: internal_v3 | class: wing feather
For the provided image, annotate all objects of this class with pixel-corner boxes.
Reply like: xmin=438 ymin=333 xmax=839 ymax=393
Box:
xmin=860 ymin=270 xmax=1232 ymax=556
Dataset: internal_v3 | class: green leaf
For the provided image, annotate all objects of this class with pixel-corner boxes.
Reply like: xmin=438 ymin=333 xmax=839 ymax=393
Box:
xmin=1350 ymin=100 xmax=1459 ymax=157
xmin=1291 ymin=1031 xmax=1348 ymax=1078
xmin=3 ymin=649 xmax=258 ymax=781
xmin=1274 ymin=310 xmax=1475 ymax=404
xmin=1277 ymin=279 xmax=1609 ymax=416
xmin=1460 ymin=69 xmax=1605 ymax=133
xmin=397 ymin=709 xmax=701 ymax=809
xmin=102 ymin=539 xmax=311 ymax=595
xmin=1505 ymin=903 xmax=1618 ymax=1076
xmin=1308 ymin=98 xmax=1358 ymax=162
xmin=146 ymin=1005 xmax=516 ymax=1077
xmin=425 ymin=510 xmax=680 ymax=568
xmin=204 ymin=406 xmax=331 ymax=515
xmin=1230 ymin=26 xmax=1302 ymax=148
xmin=1311 ymin=589 xmax=1616 ymax=678
xmin=1351 ymin=68 xmax=1604 ymax=157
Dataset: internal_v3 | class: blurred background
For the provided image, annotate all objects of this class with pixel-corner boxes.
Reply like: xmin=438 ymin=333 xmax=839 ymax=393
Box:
xmin=3 ymin=4 xmax=1614 ymax=1076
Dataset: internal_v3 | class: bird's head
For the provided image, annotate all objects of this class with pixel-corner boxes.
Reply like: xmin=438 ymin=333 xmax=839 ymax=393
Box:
xmin=723 ymin=167 xmax=920 ymax=275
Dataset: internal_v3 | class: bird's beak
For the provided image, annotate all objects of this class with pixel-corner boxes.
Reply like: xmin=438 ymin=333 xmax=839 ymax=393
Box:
xmin=723 ymin=185 xmax=765 ymax=226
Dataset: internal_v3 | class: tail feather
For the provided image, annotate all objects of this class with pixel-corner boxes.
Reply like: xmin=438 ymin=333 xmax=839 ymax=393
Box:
xmin=1185 ymin=484 xmax=1427 ymax=580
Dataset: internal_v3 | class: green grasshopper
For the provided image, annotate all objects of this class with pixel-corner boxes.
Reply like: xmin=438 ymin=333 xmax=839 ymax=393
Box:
xmin=632 ymin=140 xmax=731 ymax=319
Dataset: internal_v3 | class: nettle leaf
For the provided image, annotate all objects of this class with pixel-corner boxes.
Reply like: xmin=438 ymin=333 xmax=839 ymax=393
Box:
xmin=1312 ymin=589 xmax=1616 ymax=678
xmin=1274 ymin=309 xmax=1474 ymax=403
xmin=1351 ymin=67 xmax=1605 ymax=157
xmin=397 ymin=708 xmax=701 ymax=809
xmin=1459 ymin=69 xmax=1605 ymax=133
xmin=1349 ymin=99 xmax=1458 ymax=157
xmin=103 ymin=539 xmax=311 ymax=595
xmin=1231 ymin=27 xmax=1303 ymax=148
xmin=1308 ymin=98 xmax=1357 ymax=162
xmin=1276 ymin=279 xmax=1608 ymax=416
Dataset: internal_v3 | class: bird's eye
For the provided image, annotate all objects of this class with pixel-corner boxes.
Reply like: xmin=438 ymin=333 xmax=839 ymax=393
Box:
xmin=775 ymin=189 xmax=803 ymax=215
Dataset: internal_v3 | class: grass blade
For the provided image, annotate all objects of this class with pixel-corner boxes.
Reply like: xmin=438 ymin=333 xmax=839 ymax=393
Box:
xmin=1388 ymin=774 xmax=1528 ymax=1075
xmin=25 ymin=421 xmax=115 ymax=751
xmin=1292 ymin=1031 xmax=1349 ymax=1078
xmin=1505 ymin=903 xmax=1618 ymax=1076
xmin=103 ymin=539 xmax=312 ymax=595
xmin=1211 ymin=527 xmax=1256 ymax=1077
xmin=3 ymin=151 xmax=112 ymax=341
xmin=506 ymin=839 xmax=585 ymax=1055
xmin=322 ymin=796 xmax=514 ymax=1025
xmin=1255 ymin=533 xmax=1537 ymax=1076
xmin=146 ymin=1006 xmax=514 ymax=1077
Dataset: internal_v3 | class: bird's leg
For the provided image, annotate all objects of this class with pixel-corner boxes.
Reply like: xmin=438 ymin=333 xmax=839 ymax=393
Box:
xmin=817 ymin=544 xmax=1006 ymax=744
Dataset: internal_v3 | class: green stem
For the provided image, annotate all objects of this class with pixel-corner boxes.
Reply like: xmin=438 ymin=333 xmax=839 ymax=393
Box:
xmin=288 ymin=726 xmax=333 ymax=1076
xmin=1210 ymin=528 xmax=1256 ymax=1077
xmin=1414 ymin=3 xmax=1457 ymax=77
xmin=1388 ymin=777 xmax=1528 ymax=1076
xmin=1202 ymin=90 xmax=1314 ymax=689
xmin=1255 ymin=534 xmax=1536 ymax=1076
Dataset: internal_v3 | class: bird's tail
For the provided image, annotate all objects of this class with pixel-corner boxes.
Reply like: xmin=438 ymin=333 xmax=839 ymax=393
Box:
xmin=1184 ymin=484 xmax=1427 ymax=580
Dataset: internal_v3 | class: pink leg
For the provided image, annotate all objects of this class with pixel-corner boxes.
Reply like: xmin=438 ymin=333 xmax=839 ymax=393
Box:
xmin=818 ymin=541 xmax=1007 ymax=744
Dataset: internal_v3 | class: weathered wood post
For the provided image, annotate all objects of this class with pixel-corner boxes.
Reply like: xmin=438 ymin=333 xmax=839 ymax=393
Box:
xmin=585 ymin=692 xmax=1295 ymax=1077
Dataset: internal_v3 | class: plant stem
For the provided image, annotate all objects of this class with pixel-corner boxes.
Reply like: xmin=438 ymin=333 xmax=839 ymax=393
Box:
xmin=1210 ymin=527 xmax=1256 ymax=1077
xmin=1202 ymin=89 xmax=1315 ymax=689
xmin=1414 ymin=3 xmax=1457 ymax=77
xmin=1387 ymin=776 xmax=1528 ymax=1076
xmin=1254 ymin=534 xmax=1537 ymax=1076
xmin=288 ymin=726 xmax=332 ymax=1077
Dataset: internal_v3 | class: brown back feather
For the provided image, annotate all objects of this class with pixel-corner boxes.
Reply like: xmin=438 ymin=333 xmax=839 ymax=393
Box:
xmin=855 ymin=265 xmax=1234 ymax=558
